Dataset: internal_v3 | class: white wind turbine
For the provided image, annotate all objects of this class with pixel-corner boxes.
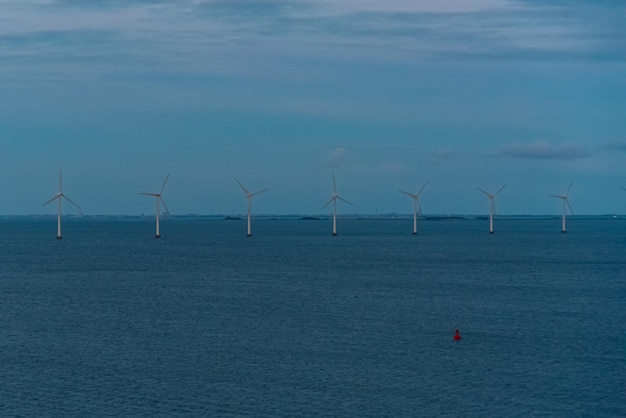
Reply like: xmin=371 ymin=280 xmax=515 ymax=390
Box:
xmin=43 ymin=168 xmax=81 ymax=240
xmin=322 ymin=173 xmax=353 ymax=236
xmin=235 ymin=178 xmax=269 ymax=237
xmin=399 ymin=181 xmax=428 ymax=235
xmin=139 ymin=174 xmax=170 ymax=238
xmin=476 ymin=185 xmax=506 ymax=234
xmin=550 ymin=181 xmax=574 ymax=233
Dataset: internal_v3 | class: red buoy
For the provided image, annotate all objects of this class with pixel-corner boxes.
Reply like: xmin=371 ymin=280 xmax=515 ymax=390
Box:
xmin=454 ymin=328 xmax=461 ymax=341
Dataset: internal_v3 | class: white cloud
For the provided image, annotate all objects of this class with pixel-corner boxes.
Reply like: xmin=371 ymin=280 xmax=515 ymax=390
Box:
xmin=327 ymin=147 xmax=348 ymax=168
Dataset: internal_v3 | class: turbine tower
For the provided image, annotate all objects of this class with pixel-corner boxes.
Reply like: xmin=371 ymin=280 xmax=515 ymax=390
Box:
xmin=322 ymin=173 xmax=353 ymax=236
xmin=550 ymin=181 xmax=574 ymax=233
xmin=399 ymin=181 xmax=428 ymax=235
xmin=235 ymin=178 xmax=268 ymax=237
xmin=139 ymin=174 xmax=170 ymax=238
xmin=476 ymin=185 xmax=506 ymax=234
xmin=43 ymin=168 xmax=81 ymax=239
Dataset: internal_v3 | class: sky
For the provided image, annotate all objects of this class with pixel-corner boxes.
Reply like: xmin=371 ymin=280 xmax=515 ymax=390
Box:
xmin=1 ymin=0 xmax=625 ymax=216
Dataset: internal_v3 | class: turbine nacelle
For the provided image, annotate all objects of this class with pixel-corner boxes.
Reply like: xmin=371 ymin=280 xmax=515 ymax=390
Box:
xmin=139 ymin=174 xmax=171 ymax=215
xmin=400 ymin=181 xmax=428 ymax=216
xmin=549 ymin=180 xmax=574 ymax=215
xmin=235 ymin=178 xmax=269 ymax=199
xmin=477 ymin=185 xmax=506 ymax=213
xmin=323 ymin=174 xmax=353 ymax=209
xmin=477 ymin=184 xmax=507 ymax=199
xmin=322 ymin=195 xmax=353 ymax=209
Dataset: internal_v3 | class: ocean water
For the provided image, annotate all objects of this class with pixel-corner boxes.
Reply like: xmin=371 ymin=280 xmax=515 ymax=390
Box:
xmin=0 ymin=218 xmax=624 ymax=417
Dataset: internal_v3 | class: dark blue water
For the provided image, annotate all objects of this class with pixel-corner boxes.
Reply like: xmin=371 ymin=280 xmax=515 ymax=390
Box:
xmin=1 ymin=218 xmax=624 ymax=416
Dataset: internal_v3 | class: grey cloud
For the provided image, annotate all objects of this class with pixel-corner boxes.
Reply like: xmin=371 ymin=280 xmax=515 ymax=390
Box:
xmin=1 ymin=0 xmax=623 ymax=91
xmin=38 ymin=0 xmax=626 ymax=63
xmin=605 ymin=142 xmax=626 ymax=151
xmin=0 ymin=29 xmax=119 ymax=47
xmin=500 ymin=141 xmax=593 ymax=160
xmin=52 ymin=0 xmax=169 ymax=8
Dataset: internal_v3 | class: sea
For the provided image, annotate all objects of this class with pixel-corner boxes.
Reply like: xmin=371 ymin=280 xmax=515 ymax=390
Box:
xmin=0 ymin=217 xmax=624 ymax=417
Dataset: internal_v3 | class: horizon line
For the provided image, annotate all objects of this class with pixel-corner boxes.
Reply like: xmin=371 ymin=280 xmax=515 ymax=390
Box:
xmin=1 ymin=213 xmax=625 ymax=219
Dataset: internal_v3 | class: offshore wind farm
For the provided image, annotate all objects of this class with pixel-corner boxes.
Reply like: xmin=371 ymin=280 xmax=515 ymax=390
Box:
xmin=23 ymin=168 xmax=626 ymax=239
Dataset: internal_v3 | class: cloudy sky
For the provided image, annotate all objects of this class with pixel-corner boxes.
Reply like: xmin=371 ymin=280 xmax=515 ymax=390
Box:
xmin=2 ymin=0 xmax=625 ymax=216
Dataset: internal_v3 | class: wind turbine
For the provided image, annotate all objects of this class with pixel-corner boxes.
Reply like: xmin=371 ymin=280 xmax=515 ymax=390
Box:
xmin=476 ymin=185 xmax=506 ymax=234
xmin=399 ymin=181 xmax=428 ymax=235
xmin=550 ymin=181 xmax=574 ymax=233
xmin=235 ymin=178 xmax=268 ymax=237
xmin=43 ymin=168 xmax=81 ymax=239
xmin=139 ymin=174 xmax=170 ymax=238
xmin=322 ymin=173 xmax=353 ymax=236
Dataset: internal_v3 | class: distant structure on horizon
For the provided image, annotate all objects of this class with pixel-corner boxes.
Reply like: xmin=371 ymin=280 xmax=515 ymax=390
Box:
xmin=477 ymin=185 xmax=506 ymax=234
xmin=139 ymin=174 xmax=170 ymax=238
xmin=43 ymin=168 xmax=81 ymax=240
xmin=322 ymin=173 xmax=353 ymax=236
xmin=235 ymin=178 xmax=268 ymax=237
xmin=550 ymin=181 xmax=574 ymax=233
xmin=399 ymin=181 xmax=428 ymax=235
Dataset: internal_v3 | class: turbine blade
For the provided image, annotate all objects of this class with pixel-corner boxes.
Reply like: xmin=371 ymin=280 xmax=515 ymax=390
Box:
xmin=332 ymin=173 xmax=337 ymax=195
xmin=160 ymin=174 xmax=170 ymax=195
xmin=494 ymin=184 xmax=507 ymax=197
xmin=399 ymin=190 xmax=417 ymax=198
xmin=234 ymin=178 xmax=250 ymax=195
xmin=160 ymin=197 xmax=171 ymax=216
xmin=566 ymin=199 xmax=574 ymax=215
xmin=418 ymin=181 xmax=428 ymax=196
xmin=62 ymin=195 xmax=81 ymax=211
xmin=59 ymin=168 xmax=63 ymax=194
xmin=566 ymin=180 xmax=574 ymax=196
xmin=139 ymin=192 xmax=159 ymax=197
xmin=43 ymin=195 xmax=59 ymax=206
xmin=416 ymin=198 xmax=423 ymax=215
xmin=251 ymin=187 xmax=269 ymax=197
xmin=491 ymin=199 xmax=497 ymax=215
xmin=321 ymin=197 xmax=335 ymax=210
xmin=476 ymin=187 xmax=491 ymax=197
xmin=337 ymin=196 xmax=354 ymax=206
xmin=549 ymin=195 xmax=563 ymax=198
